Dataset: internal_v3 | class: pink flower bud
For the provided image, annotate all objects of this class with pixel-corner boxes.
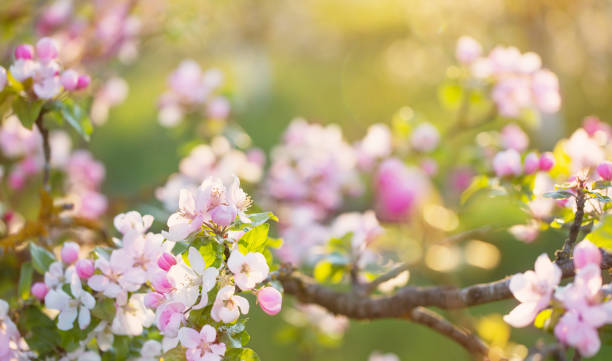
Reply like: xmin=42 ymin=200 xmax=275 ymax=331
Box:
xmin=523 ymin=152 xmax=539 ymax=174
xmin=157 ymin=252 xmax=177 ymax=271
xmin=36 ymin=37 xmax=59 ymax=62
xmin=151 ymin=272 xmax=173 ymax=294
xmin=257 ymin=287 xmax=282 ymax=315
xmin=573 ymin=240 xmax=601 ymax=269
xmin=144 ymin=292 xmax=165 ymax=309
xmin=493 ymin=149 xmax=522 ymax=178
xmin=75 ymin=259 xmax=95 ymax=279
xmin=456 ymin=36 xmax=482 ymax=64
xmin=60 ymin=69 xmax=79 ymax=91
xmin=60 ymin=241 xmax=80 ymax=264
xmin=76 ymin=74 xmax=90 ymax=90
xmin=15 ymin=44 xmax=34 ymax=60
xmin=31 ymin=282 xmax=48 ymax=300
xmin=538 ymin=152 xmax=555 ymax=172
xmin=210 ymin=204 xmax=237 ymax=227
xmin=597 ymin=161 xmax=612 ymax=181
xmin=206 ymin=96 xmax=230 ymax=119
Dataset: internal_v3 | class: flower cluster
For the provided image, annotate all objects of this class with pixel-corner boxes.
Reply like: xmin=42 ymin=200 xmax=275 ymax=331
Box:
xmin=0 ymin=299 xmax=33 ymax=360
xmin=504 ymin=240 xmax=612 ymax=357
xmin=158 ymin=60 xmax=229 ymax=128
xmin=457 ymin=36 xmax=561 ymax=118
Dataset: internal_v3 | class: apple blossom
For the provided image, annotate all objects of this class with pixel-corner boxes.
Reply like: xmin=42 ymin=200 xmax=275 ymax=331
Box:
xmin=76 ymin=74 xmax=90 ymax=90
xmin=211 ymin=285 xmax=249 ymax=323
xmin=597 ymin=161 xmax=612 ymax=181
xmin=493 ymin=149 xmax=522 ymax=177
xmin=227 ymin=250 xmax=269 ymax=291
xmin=257 ymin=287 xmax=282 ymax=315
xmin=179 ymin=325 xmax=226 ymax=361
xmin=61 ymin=69 xmax=79 ymax=91
xmin=31 ymin=282 xmax=49 ymax=300
xmin=573 ymin=239 xmax=601 ymax=270
xmin=503 ymin=254 xmax=561 ymax=327
xmin=500 ymin=124 xmax=529 ymax=152
xmin=134 ymin=340 xmax=162 ymax=361
xmin=45 ymin=271 xmax=95 ymax=330
xmin=523 ymin=152 xmax=539 ymax=174
xmin=144 ymin=292 xmax=165 ymax=309
xmin=410 ymin=123 xmax=440 ymax=153
xmin=538 ymin=152 xmax=555 ymax=171
xmin=45 ymin=261 xmax=70 ymax=289
xmin=75 ymin=259 xmax=95 ymax=279
xmin=158 ymin=252 xmax=177 ymax=271
xmin=456 ymin=36 xmax=482 ymax=64
xmin=36 ymin=37 xmax=59 ymax=62
xmin=88 ymin=248 xmax=146 ymax=304
xmin=151 ymin=271 xmax=174 ymax=294
xmin=14 ymin=44 xmax=34 ymax=60
xmin=111 ymin=293 xmax=155 ymax=336
xmin=166 ymin=247 xmax=219 ymax=309
xmin=114 ymin=210 xmax=154 ymax=236
xmin=61 ymin=241 xmax=80 ymax=264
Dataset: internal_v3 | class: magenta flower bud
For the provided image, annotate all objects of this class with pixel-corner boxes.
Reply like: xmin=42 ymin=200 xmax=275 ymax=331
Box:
xmin=210 ymin=204 xmax=237 ymax=227
xmin=76 ymin=74 xmax=90 ymax=90
xmin=257 ymin=287 xmax=282 ymax=316
xmin=597 ymin=161 xmax=612 ymax=181
xmin=36 ymin=37 xmax=59 ymax=62
xmin=151 ymin=272 xmax=173 ymax=294
xmin=523 ymin=152 xmax=539 ymax=174
xmin=15 ymin=44 xmax=34 ymax=60
xmin=31 ymin=282 xmax=48 ymax=300
xmin=60 ymin=69 xmax=79 ymax=91
xmin=538 ymin=152 xmax=555 ymax=172
xmin=157 ymin=252 xmax=177 ymax=271
xmin=75 ymin=259 xmax=95 ymax=279
xmin=144 ymin=292 xmax=165 ymax=309
xmin=573 ymin=240 xmax=601 ymax=269
xmin=60 ymin=241 xmax=80 ymax=264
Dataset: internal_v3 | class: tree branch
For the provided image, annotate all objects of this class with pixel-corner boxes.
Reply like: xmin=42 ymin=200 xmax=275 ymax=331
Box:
xmin=277 ymin=250 xmax=612 ymax=319
xmin=35 ymin=112 xmax=51 ymax=192
xmin=407 ymin=307 xmax=488 ymax=357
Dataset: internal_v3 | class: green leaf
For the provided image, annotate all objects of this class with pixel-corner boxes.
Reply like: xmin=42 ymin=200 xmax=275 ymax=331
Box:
xmin=30 ymin=242 xmax=56 ymax=274
xmin=91 ymin=298 xmax=116 ymax=322
xmin=201 ymin=241 xmax=225 ymax=268
xmin=172 ymin=241 xmax=190 ymax=256
xmin=460 ymin=175 xmax=490 ymax=204
xmin=313 ymin=260 xmax=346 ymax=283
xmin=543 ymin=190 xmax=575 ymax=199
xmin=593 ymin=180 xmax=612 ymax=190
xmin=238 ymin=223 xmax=270 ymax=253
xmin=17 ymin=261 xmax=33 ymax=299
xmin=17 ymin=306 xmax=61 ymax=356
xmin=230 ymin=212 xmax=278 ymax=232
xmin=225 ymin=348 xmax=261 ymax=361
xmin=113 ymin=335 xmax=130 ymax=360
xmin=52 ymin=100 xmax=93 ymax=141
xmin=13 ymin=97 xmax=43 ymax=129
xmin=162 ymin=347 xmax=187 ymax=361
xmin=588 ymin=214 xmax=612 ymax=250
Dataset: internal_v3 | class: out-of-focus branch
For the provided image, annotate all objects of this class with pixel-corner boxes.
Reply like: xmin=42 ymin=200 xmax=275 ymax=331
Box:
xmin=407 ymin=307 xmax=488 ymax=357
xmin=557 ymin=182 xmax=586 ymax=260
xmin=35 ymin=112 xmax=51 ymax=191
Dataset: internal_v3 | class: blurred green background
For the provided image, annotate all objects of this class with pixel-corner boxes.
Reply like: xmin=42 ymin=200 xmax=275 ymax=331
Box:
xmin=8 ymin=0 xmax=612 ymax=359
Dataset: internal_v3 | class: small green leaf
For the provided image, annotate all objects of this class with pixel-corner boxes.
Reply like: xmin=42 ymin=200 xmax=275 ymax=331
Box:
xmin=543 ymin=190 xmax=575 ymax=199
xmin=53 ymin=100 xmax=93 ymax=141
xmin=91 ymin=298 xmax=116 ymax=322
xmin=460 ymin=175 xmax=490 ymax=204
xmin=13 ymin=97 xmax=43 ymax=129
xmin=17 ymin=306 xmax=61 ymax=356
xmin=201 ymin=240 xmax=225 ymax=268
xmin=18 ymin=261 xmax=33 ymax=299
xmin=30 ymin=242 xmax=56 ymax=274
xmin=230 ymin=212 xmax=278 ymax=232
xmin=238 ymin=223 xmax=270 ymax=253
xmin=172 ymin=241 xmax=190 ymax=256
xmin=313 ymin=260 xmax=345 ymax=283
xmin=225 ymin=348 xmax=261 ymax=361
xmin=588 ymin=214 xmax=612 ymax=250
xmin=593 ymin=180 xmax=612 ymax=190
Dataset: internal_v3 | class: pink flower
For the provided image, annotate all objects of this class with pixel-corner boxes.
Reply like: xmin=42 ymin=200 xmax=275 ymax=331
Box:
xmin=31 ymin=282 xmax=48 ymax=300
xmin=60 ymin=241 xmax=80 ymax=264
xmin=35 ymin=37 xmax=59 ymax=62
xmin=456 ymin=36 xmax=482 ymax=64
xmin=554 ymin=311 xmax=601 ymax=357
xmin=206 ymin=96 xmax=230 ymax=119
xmin=210 ymin=204 xmax=237 ymax=227
xmin=114 ymin=211 xmax=154 ymax=236
xmin=166 ymin=247 xmax=219 ymax=309
xmin=211 ymin=285 xmax=249 ymax=323
xmin=76 ymin=190 xmax=108 ymax=219
xmin=14 ymin=44 xmax=34 ymax=60
xmin=500 ymin=124 xmax=529 ymax=152
xmin=75 ymin=259 xmax=95 ymax=279
xmin=503 ymin=254 xmax=561 ymax=327
xmin=151 ymin=272 xmax=173 ymax=294
xmin=67 ymin=150 xmax=105 ymax=190
xmin=410 ymin=123 xmax=439 ymax=153
xmin=144 ymin=292 xmax=165 ymax=309
xmin=179 ymin=325 xmax=226 ymax=361
xmin=88 ymin=249 xmax=145 ymax=305
xmin=60 ymin=69 xmax=79 ymax=91
xmin=538 ymin=152 xmax=555 ymax=171
xmin=523 ymin=152 xmax=539 ymax=174
xmin=157 ymin=252 xmax=177 ymax=271
xmin=493 ymin=149 xmax=522 ymax=178
xmin=227 ymin=250 xmax=269 ymax=291
xmin=156 ymin=302 xmax=185 ymax=338
xmin=573 ymin=239 xmax=601 ymax=270
xmin=76 ymin=74 xmax=90 ymax=90
xmin=257 ymin=287 xmax=282 ymax=315
xmin=597 ymin=161 xmax=612 ymax=181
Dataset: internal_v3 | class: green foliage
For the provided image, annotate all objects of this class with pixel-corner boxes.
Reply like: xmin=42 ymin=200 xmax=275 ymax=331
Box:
xmin=91 ymin=298 xmax=116 ymax=322
xmin=17 ymin=306 xmax=61 ymax=356
xmin=49 ymin=99 xmax=93 ymax=141
xmin=230 ymin=212 xmax=278 ymax=233
xmin=588 ymin=214 xmax=612 ymax=250
xmin=543 ymin=189 xmax=574 ymax=199
xmin=161 ymin=348 xmax=186 ymax=361
xmin=200 ymin=240 xmax=225 ymax=268
xmin=238 ymin=223 xmax=270 ymax=253
xmin=225 ymin=347 xmax=261 ymax=361
xmin=30 ymin=242 xmax=56 ymax=274
xmin=313 ymin=259 xmax=346 ymax=283
xmin=17 ymin=261 xmax=33 ymax=299
xmin=12 ymin=97 xmax=43 ymax=129
xmin=220 ymin=318 xmax=251 ymax=348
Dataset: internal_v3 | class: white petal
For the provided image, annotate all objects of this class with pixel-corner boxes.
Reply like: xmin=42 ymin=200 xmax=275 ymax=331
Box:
xmin=201 ymin=267 xmax=219 ymax=292
xmin=179 ymin=327 xmax=201 ymax=348
xmin=78 ymin=306 xmax=91 ymax=329
xmin=88 ymin=275 xmax=109 ymax=292
xmin=234 ymin=295 xmax=250 ymax=315
xmin=57 ymin=307 xmax=78 ymax=330
xmin=188 ymin=247 xmax=205 ymax=274
xmin=227 ymin=250 xmax=245 ymax=274
xmin=45 ymin=289 xmax=69 ymax=310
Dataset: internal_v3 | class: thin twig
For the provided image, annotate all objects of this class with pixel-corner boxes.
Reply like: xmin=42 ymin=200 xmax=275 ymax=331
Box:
xmin=35 ymin=112 xmax=51 ymax=192
xmin=407 ymin=307 xmax=488 ymax=357
xmin=557 ymin=184 xmax=586 ymax=260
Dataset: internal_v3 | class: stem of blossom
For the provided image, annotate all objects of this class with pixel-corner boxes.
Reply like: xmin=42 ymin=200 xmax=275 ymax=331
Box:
xmin=407 ymin=307 xmax=489 ymax=358
xmin=525 ymin=342 xmax=568 ymax=361
xmin=35 ymin=111 xmax=51 ymax=192
xmin=557 ymin=185 xmax=586 ymax=260
xmin=572 ymin=351 xmax=582 ymax=361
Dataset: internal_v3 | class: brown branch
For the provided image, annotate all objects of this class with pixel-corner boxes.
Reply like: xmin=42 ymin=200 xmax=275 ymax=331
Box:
xmin=525 ymin=343 xmax=568 ymax=361
xmin=278 ymin=251 xmax=612 ymax=319
xmin=407 ymin=307 xmax=488 ymax=357
xmin=35 ymin=112 xmax=51 ymax=192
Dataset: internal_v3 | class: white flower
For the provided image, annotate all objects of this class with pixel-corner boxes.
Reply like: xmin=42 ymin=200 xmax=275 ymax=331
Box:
xmin=227 ymin=250 xmax=269 ymax=291
xmin=45 ymin=261 xmax=71 ymax=289
xmin=45 ymin=271 xmax=96 ymax=330
xmin=111 ymin=293 xmax=155 ymax=336
xmin=88 ymin=249 xmax=145 ymax=305
xmin=131 ymin=340 xmax=162 ymax=361
xmin=211 ymin=285 xmax=249 ymax=323
xmin=166 ymin=247 xmax=218 ymax=309
xmin=114 ymin=211 xmax=154 ymax=235
xmin=91 ymin=321 xmax=114 ymax=351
